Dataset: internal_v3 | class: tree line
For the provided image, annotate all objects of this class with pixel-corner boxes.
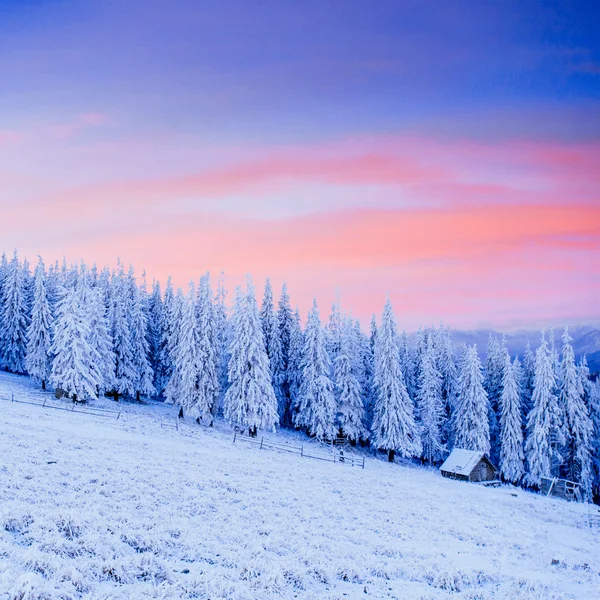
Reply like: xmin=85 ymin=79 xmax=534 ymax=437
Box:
xmin=1 ymin=251 xmax=599 ymax=501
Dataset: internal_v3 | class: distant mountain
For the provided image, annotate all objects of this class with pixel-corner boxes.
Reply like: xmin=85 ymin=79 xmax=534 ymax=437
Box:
xmin=448 ymin=325 xmax=600 ymax=377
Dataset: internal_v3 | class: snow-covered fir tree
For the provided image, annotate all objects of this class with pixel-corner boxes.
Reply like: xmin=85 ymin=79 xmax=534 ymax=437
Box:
xmin=416 ymin=335 xmax=445 ymax=464
xmin=25 ymin=257 xmax=53 ymax=389
xmin=147 ymin=280 xmax=164 ymax=393
xmin=277 ymin=282 xmax=294 ymax=425
xmin=294 ymin=299 xmax=337 ymax=440
xmin=559 ymin=327 xmax=593 ymax=499
xmin=195 ymin=273 xmax=219 ymax=418
xmin=286 ymin=306 xmax=304 ymax=423
xmin=157 ymin=277 xmax=176 ymax=395
xmin=484 ymin=334 xmax=505 ymax=464
xmin=524 ymin=331 xmax=560 ymax=486
xmin=224 ymin=281 xmax=278 ymax=435
xmin=166 ymin=283 xmax=203 ymax=418
xmin=85 ymin=284 xmax=115 ymax=395
xmin=129 ymin=279 xmax=155 ymax=401
xmin=499 ymin=351 xmax=525 ymax=483
xmin=260 ymin=278 xmax=285 ymax=416
xmin=587 ymin=377 xmax=600 ymax=499
xmin=522 ymin=341 xmax=536 ymax=418
xmin=334 ymin=319 xmax=365 ymax=441
xmin=398 ymin=330 xmax=416 ymax=401
xmin=326 ymin=297 xmax=342 ymax=368
xmin=454 ymin=344 xmax=490 ymax=454
xmin=50 ymin=282 xmax=101 ymax=402
xmin=1 ymin=252 xmax=29 ymax=373
xmin=436 ymin=325 xmax=458 ymax=447
xmin=213 ymin=273 xmax=230 ymax=415
xmin=371 ymin=299 xmax=421 ymax=462
xmin=109 ymin=267 xmax=137 ymax=399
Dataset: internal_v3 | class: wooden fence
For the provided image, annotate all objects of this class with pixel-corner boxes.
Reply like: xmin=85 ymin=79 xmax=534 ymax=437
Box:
xmin=233 ymin=432 xmax=365 ymax=469
xmin=1 ymin=391 xmax=122 ymax=420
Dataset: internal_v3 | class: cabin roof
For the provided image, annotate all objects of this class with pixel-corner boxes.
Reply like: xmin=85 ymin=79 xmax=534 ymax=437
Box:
xmin=440 ymin=448 xmax=490 ymax=476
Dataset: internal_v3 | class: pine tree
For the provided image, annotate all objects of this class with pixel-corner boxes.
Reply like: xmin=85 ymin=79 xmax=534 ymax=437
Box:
xmin=499 ymin=351 xmax=524 ymax=483
xmin=50 ymin=283 xmax=101 ymax=402
xmin=260 ymin=278 xmax=285 ymax=417
xmin=417 ymin=336 xmax=445 ymax=464
xmin=277 ymin=282 xmax=294 ymax=425
xmin=294 ymin=300 xmax=336 ymax=439
xmin=522 ymin=341 xmax=536 ymax=418
xmin=156 ymin=277 xmax=176 ymax=395
xmin=147 ymin=280 xmax=164 ymax=393
xmin=224 ymin=281 xmax=278 ymax=435
xmin=371 ymin=299 xmax=421 ymax=462
xmin=109 ymin=267 xmax=136 ymax=399
xmin=25 ymin=258 xmax=53 ymax=389
xmin=327 ymin=297 xmax=342 ymax=367
xmin=559 ymin=327 xmax=593 ymax=499
xmin=334 ymin=319 xmax=365 ymax=441
xmin=436 ymin=325 xmax=458 ymax=448
xmin=587 ymin=377 xmax=600 ymax=499
xmin=454 ymin=344 xmax=490 ymax=454
xmin=196 ymin=273 xmax=219 ymax=418
xmin=130 ymin=280 xmax=155 ymax=401
xmin=85 ymin=284 xmax=115 ymax=395
xmin=213 ymin=273 xmax=230 ymax=415
xmin=484 ymin=334 xmax=505 ymax=463
xmin=166 ymin=283 xmax=204 ymax=417
xmin=525 ymin=332 xmax=560 ymax=486
xmin=287 ymin=306 xmax=304 ymax=421
xmin=398 ymin=330 xmax=416 ymax=401
xmin=1 ymin=252 xmax=29 ymax=373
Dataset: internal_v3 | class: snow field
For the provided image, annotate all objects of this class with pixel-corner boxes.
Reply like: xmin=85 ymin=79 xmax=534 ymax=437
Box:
xmin=0 ymin=372 xmax=598 ymax=600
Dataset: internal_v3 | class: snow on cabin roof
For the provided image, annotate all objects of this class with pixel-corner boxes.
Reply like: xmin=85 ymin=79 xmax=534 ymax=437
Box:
xmin=440 ymin=448 xmax=486 ymax=476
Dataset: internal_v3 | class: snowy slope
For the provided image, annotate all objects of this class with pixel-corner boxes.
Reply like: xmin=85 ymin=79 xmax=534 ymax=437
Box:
xmin=0 ymin=372 xmax=598 ymax=600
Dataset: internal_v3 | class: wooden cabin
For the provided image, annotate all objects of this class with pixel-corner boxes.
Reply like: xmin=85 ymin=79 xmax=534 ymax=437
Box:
xmin=541 ymin=477 xmax=583 ymax=502
xmin=440 ymin=449 xmax=498 ymax=483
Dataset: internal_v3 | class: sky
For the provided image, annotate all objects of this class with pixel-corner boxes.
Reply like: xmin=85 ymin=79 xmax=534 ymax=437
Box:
xmin=0 ymin=0 xmax=599 ymax=330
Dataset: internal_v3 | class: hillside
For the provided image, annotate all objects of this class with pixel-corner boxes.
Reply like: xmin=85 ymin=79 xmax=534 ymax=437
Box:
xmin=0 ymin=372 xmax=598 ymax=600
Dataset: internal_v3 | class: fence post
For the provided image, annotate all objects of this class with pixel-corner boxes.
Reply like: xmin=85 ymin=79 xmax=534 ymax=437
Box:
xmin=11 ymin=392 xmax=14 ymax=402
xmin=233 ymin=432 xmax=237 ymax=444
xmin=301 ymin=445 xmax=303 ymax=457
xmin=260 ymin=437 xmax=264 ymax=449
xmin=117 ymin=411 xmax=121 ymax=420
xmin=362 ymin=457 xmax=365 ymax=470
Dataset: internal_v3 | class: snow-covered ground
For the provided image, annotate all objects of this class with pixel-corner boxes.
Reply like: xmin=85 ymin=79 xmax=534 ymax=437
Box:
xmin=0 ymin=372 xmax=598 ymax=600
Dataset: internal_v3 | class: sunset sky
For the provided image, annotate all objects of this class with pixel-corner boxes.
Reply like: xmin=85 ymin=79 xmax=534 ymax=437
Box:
xmin=1 ymin=0 xmax=599 ymax=329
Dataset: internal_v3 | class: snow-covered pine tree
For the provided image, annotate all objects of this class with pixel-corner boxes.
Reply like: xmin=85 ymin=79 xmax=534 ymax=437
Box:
xmin=587 ymin=376 xmax=600 ymax=500
xmin=50 ymin=282 xmax=101 ymax=402
xmin=195 ymin=273 xmax=219 ymax=419
xmin=499 ymin=351 xmax=524 ymax=483
xmin=437 ymin=326 xmax=458 ymax=448
xmin=130 ymin=279 xmax=155 ymax=401
xmin=157 ymin=277 xmax=176 ymax=395
xmin=522 ymin=341 xmax=536 ymax=418
xmin=334 ymin=318 xmax=365 ymax=441
xmin=277 ymin=282 xmax=294 ymax=425
xmin=213 ymin=273 xmax=230 ymax=415
xmin=165 ymin=283 xmax=203 ymax=417
xmin=371 ymin=299 xmax=421 ymax=462
xmin=25 ymin=257 xmax=53 ymax=389
xmin=109 ymin=267 xmax=136 ymax=400
xmin=147 ymin=280 xmax=164 ymax=393
xmin=524 ymin=331 xmax=560 ymax=486
xmin=416 ymin=335 xmax=444 ymax=464
xmin=1 ymin=252 xmax=29 ymax=373
xmin=260 ymin=278 xmax=285 ymax=417
xmin=453 ymin=344 xmax=490 ymax=454
xmin=559 ymin=327 xmax=593 ymax=499
xmin=294 ymin=299 xmax=336 ymax=440
xmin=224 ymin=280 xmax=278 ymax=435
xmin=327 ymin=297 xmax=342 ymax=368
xmin=286 ymin=306 xmax=304 ymax=423
xmin=398 ymin=330 xmax=416 ymax=402
xmin=484 ymin=334 xmax=505 ymax=464
xmin=85 ymin=283 xmax=115 ymax=396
